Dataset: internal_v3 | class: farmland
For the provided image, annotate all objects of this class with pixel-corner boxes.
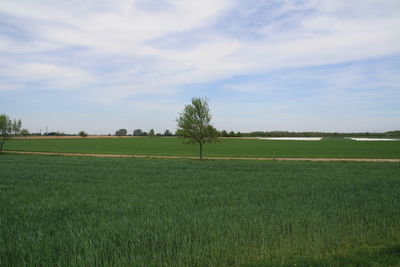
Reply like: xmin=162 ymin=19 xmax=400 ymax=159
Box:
xmin=5 ymin=137 xmax=400 ymax=159
xmin=1 ymin=154 xmax=399 ymax=266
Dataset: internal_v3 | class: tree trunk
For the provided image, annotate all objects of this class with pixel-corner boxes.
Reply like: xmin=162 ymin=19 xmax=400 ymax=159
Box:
xmin=199 ymin=143 xmax=203 ymax=160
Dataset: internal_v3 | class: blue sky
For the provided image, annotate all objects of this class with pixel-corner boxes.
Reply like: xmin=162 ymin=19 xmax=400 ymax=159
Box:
xmin=1 ymin=0 xmax=399 ymax=134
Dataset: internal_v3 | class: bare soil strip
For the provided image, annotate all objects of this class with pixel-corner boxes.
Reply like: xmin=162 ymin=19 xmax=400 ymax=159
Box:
xmin=4 ymin=151 xmax=400 ymax=162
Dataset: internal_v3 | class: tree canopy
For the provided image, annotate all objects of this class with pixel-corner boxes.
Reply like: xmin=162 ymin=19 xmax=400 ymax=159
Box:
xmin=149 ymin=129 xmax=155 ymax=137
xmin=20 ymin=128 xmax=30 ymax=138
xmin=164 ymin=129 xmax=173 ymax=136
xmin=133 ymin=129 xmax=143 ymax=136
xmin=176 ymin=97 xmax=218 ymax=159
xmin=115 ymin=129 xmax=127 ymax=136
xmin=0 ymin=114 xmax=21 ymax=152
xmin=78 ymin=131 xmax=88 ymax=137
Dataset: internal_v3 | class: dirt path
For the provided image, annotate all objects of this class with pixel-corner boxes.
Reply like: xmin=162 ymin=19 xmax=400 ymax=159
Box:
xmin=4 ymin=151 xmax=400 ymax=162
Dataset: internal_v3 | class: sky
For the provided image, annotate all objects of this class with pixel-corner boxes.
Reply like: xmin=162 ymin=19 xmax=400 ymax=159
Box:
xmin=1 ymin=0 xmax=400 ymax=134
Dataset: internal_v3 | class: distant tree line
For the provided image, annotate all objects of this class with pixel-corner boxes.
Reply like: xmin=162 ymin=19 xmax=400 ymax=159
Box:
xmin=217 ymin=130 xmax=400 ymax=138
xmin=114 ymin=128 xmax=175 ymax=137
xmin=43 ymin=131 xmax=66 ymax=136
xmin=29 ymin=129 xmax=400 ymax=138
xmin=218 ymin=130 xmax=242 ymax=137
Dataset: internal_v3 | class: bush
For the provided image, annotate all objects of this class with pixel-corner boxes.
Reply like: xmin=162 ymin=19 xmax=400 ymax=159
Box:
xmin=78 ymin=131 xmax=88 ymax=137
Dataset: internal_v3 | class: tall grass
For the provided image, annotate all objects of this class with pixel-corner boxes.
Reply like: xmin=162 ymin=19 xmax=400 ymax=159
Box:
xmin=1 ymin=154 xmax=399 ymax=266
xmin=5 ymin=137 xmax=400 ymax=158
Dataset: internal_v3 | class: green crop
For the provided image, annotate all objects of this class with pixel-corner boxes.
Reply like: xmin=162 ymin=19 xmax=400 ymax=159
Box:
xmin=1 ymin=154 xmax=399 ymax=266
xmin=5 ymin=137 xmax=400 ymax=158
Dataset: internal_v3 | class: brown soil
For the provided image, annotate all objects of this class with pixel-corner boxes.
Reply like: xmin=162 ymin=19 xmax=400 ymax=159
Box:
xmin=4 ymin=151 xmax=400 ymax=162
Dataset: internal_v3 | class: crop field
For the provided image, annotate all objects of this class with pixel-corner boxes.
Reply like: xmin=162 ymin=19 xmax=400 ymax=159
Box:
xmin=5 ymin=137 xmax=400 ymax=159
xmin=1 ymin=154 xmax=399 ymax=266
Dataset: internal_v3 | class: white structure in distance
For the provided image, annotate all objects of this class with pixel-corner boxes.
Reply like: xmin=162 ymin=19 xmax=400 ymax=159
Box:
xmin=259 ymin=137 xmax=322 ymax=141
xmin=346 ymin=138 xmax=400 ymax=141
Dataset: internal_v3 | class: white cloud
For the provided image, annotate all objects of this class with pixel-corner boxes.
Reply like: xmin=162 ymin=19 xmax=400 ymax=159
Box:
xmin=0 ymin=60 xmax=95 ymax=90
xmin=0 ymin=0 xmax=399 ymax=102
xmin=0 ymin=82 xmax=22 ymax=91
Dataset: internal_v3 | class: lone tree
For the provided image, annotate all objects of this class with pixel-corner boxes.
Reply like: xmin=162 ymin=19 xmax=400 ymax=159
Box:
xmin=149 ymin=129 xmax=155 ymax=137
xmin=78 ymin=131 xmax=88 ymax=137
xmin=0 ymin=114 xmax=21 ymax=152
xmin=176 ymin=97 xmax=218 ymax=160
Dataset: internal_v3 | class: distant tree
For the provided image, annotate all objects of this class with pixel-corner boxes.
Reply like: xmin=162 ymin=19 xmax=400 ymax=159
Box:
xmin=115 ymin=129 xmax=127 ymax=136
xmin=0 ymin=114 xmax=21 ymax=152
xmin=220 ymin=130 xmax=228 ymax=137
xmin=149 ymin=129 xmax=155 ymax=137
xmin=133 ymin=129 xmax=143 ymax=136
xmin=164 ymin=129 xmax=173 ymax=136
xmin=228 ymin=131 xmax=235 ymax=137
xmin=12 ymin=119 xmax=21 ymax=135
xmin=20 ymin=128 xmax=30 ymax=139
xmin=176 ymin=97 xmax=218 ymax=160
xmin=78 ymin=131 xmax=88 ymax=137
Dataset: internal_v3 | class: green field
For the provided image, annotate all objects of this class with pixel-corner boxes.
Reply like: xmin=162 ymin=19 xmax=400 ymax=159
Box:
xmin=5 ymin=137 xmax=400 ymax=158
xmin=1 ymin=154 xmax=399 ymax=266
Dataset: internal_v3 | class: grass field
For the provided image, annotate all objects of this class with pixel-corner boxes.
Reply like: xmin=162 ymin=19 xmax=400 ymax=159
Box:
xmin=5 ymin=137 xmax=400 ymax=158
xmin=1 ymin=154 xmax=399 ymax=266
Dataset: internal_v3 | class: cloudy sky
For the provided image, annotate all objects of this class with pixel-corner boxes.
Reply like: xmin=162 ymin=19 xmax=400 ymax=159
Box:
xmin=1 ymin=0 xmax=399 ymax=134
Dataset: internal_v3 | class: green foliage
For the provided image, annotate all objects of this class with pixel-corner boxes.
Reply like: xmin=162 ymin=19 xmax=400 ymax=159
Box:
xmin=20 ymin=128 xmax=29 ymax=138
xmin=115 ymin=129 xmax=127 ymax=136
xmin=5 ymin=137 xmax=400 ymax=159
xmin=240 ymin=130 xmax=400 ymax=138
xmin=219 ymin=130 xmax=242 ymax=137
xmin=11 ymin=119 xmax=21 ymax=135
xmin=220 ymin=130 xmax=228 ymax=137
xmin=0 ymin=114 xmax=21 ymax=152
xmin=78 ymin=131 xmax=88 ymax=137
xmin=176 ymin=97 xmax=218 ymax=159
xmin=163 ymin=129 xmax=173 ymax=136
xmin=12 ymin=119 xmax=22 ymax=135
xmin=0 ymin=114 xmax=12 ymax=136
xmin=148 ymin=129 xmax=155 ymax=137
xmin=133 ymin=129 xmax=143 ymax=136
xmin=385 ymin=130 xmax=400 ymax=136
xmin=1 ymin=154 xmax=400 ymax=266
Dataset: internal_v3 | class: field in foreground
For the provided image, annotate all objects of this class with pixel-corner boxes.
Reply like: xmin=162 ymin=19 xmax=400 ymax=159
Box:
xmin=5 ymin=137 xmax=400 ymax=158
xmin=1 ymin=154 xmax=399 ymax=266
